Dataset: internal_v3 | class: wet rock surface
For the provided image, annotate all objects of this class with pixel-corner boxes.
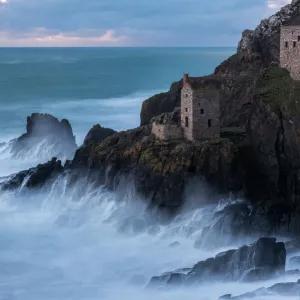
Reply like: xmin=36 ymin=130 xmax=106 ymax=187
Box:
xmin=1 ymin=157 xmax=64 ymax=190
xmin=148 ymin=238 xmax=286 ymax=288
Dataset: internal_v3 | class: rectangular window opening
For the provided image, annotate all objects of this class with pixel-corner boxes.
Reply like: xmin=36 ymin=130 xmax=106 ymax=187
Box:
xmin=285 ymin=41 xmax=289 ymax=48
xmin=200 ymin=109 xmax=204 ymax=115
xmin=185 ymin=117 xmax=189 ymax=128
xmin=208 ymin=119 xmax=212 ymax=128
xmin=298 ymin=36 xmax=300 ymax=41
xmin=185 ymin=108 xmax=188 ymax=112
xmin=294 ymin=41 xmax=297 ymax=48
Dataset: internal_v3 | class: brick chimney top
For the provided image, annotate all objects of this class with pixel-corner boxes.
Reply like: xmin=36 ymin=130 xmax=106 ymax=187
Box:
xmin=183 ymin=73 xmax=189 ymax=85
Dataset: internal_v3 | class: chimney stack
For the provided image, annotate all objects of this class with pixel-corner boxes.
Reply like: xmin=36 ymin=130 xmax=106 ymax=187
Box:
xmin=183 ymin=73 xmax=189 ymax=85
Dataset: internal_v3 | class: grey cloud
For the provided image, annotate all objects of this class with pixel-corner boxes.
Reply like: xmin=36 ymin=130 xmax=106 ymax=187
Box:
xmin=0 ymin=0 xmax=279 ymax=46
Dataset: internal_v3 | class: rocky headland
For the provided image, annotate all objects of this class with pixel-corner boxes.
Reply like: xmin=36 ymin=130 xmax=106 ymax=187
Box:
xmin=3 ymin=1 xmax=300 ymax=298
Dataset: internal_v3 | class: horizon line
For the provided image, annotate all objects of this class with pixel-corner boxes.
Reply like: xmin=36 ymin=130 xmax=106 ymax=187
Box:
xmin=0 ymin=46 xmax=237 ymax=49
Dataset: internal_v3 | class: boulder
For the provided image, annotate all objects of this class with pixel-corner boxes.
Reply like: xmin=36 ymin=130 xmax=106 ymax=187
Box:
xmin=148 ymin=238 xmax=286 ymax=288
xmin=11 ymin=113 xmax=77 ymax=160
xmin=83 ymin=124 xmax=116 ymax=146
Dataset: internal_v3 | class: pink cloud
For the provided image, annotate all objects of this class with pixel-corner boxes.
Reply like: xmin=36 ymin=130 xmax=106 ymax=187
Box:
xmin=0 ymin=29 xmax=130 ymax=47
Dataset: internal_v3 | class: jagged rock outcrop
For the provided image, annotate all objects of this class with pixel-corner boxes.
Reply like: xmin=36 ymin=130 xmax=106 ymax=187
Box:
xmin=1 ymin=157 xmax=63 ymax=190
xmin=148 ymin=238 xmax=286 ymax=288
xmin=236 ymin=0 xmax=300 ymax=68
xmin=71 ymin=125 xmax=243 ymax=208
xmin=11 ymin=113 xmax=77 ymax=160
xmin=83 ymin=124 xmax=116 ymax=146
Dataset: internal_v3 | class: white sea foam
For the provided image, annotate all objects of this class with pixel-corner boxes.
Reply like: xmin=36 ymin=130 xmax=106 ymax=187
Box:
xmin=0 ymin=173 xmax=298 ymax=300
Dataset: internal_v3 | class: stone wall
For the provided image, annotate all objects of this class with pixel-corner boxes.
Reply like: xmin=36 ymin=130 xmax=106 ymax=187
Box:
xmin=280 ymin=26 xmax=300 ymax=80
xmin=192 ymin=89 xmax=220 ymax=139
xmin=151 ymin=123 xmax=183 ymax=140
xmin=180 ymin=84 xmax=194 ymax=140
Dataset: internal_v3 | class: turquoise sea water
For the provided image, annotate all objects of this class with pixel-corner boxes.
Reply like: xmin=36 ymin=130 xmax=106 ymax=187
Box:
xmin=0 ymin=47 xmax=235 ymax=143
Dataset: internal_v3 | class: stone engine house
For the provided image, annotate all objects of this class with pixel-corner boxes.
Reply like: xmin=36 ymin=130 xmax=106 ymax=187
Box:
xmin=280 ymin=19 xmax=300 ymax=80
xmin=181 ymin=74 xmax=220 ymax=140
xmin=151 ymin=74 xmax=220 ymax=141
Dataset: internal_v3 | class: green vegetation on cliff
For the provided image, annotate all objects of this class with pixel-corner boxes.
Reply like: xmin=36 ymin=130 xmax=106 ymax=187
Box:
xmin=257 ymin=68 xmax=300 ymax=117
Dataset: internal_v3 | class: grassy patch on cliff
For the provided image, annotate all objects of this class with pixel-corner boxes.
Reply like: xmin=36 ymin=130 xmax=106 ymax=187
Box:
xmin=257 ymin=67 xmax=300 ymax=117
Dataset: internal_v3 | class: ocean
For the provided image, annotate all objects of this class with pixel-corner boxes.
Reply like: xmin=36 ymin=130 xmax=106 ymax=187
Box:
xmin=0 ymin=47 xmax=234 ymax=144
xmin=0 ymin=47 xmax=294 ymax=300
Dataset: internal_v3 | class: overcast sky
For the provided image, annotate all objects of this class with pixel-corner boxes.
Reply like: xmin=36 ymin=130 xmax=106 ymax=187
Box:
xmin=0 ymin=0 xmax=292 ymax=47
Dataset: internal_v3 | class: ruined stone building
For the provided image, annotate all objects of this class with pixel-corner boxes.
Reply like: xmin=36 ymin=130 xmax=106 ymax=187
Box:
xmin=151 ymin=74 xmax=220 ymax=141
xmin=280 ymin=18 xmax=300 ymax=80
xmin=181 ymin=74 xmax=220 ymax=141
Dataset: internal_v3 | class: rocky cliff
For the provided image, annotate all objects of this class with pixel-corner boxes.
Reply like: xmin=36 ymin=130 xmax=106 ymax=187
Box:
xmin=70 ymin=125 xmax=243 ymax=208
xmin=137 ymin=0 xmax=300 ymax=230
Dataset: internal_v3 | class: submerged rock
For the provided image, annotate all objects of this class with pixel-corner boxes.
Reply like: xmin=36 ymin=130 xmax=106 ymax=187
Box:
xmin=223 ymin=279 xmax=300 ymax=299
xmin=289 ymin=256 xmax=300 ymax=265
xmin=148 ymin=238 xmax=286 ymax=288
xmin=11 ymin=113 xmax=77 ymax=160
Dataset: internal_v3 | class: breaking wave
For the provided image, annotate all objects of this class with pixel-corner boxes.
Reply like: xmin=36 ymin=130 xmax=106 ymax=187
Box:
xmin=0 ymin=158 xmax=299 ymax=300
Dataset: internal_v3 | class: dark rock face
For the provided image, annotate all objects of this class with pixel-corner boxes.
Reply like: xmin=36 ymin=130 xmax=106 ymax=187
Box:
xmin=148 ymin=238 xmax=286 ymax=288
xmin=140 ymin=80 xmax=182 ymax=126
xmin=1 ymin=157 xmax=63 ymax=190
xmin=12 ymin=113 xmax=77 ymax=160
xmin=71 ymin=125 xmax=244 ymax=208
xmin=83 ymin=124 xmax=116 ymax=146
